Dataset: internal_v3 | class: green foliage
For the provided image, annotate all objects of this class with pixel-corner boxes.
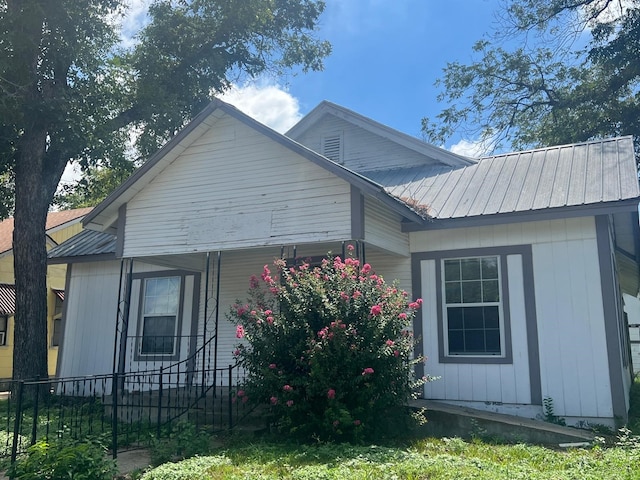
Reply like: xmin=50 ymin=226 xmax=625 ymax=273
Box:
xmin=628 ymin=375 xmax=640 ymax=435
xmin=423 ymin=0 xmax=640 ymax=156
xmin=7 ymin=439 xmax=117 ymax=480
xmin=140 ymin=437 xmax=640 ymax=479
xmin=149 ymin=421 xmax=212 ymax=466
xmin=228 ymin=251 xmax=429 ymax=442
xmin=542 ymin=397 xmax=566 ymax=426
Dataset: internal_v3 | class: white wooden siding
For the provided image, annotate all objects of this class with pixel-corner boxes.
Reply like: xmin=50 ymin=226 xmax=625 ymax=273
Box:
xmin=57 ymin=261 xmax=122 ymax=377
xmin=412 ymin=216 xmax=617 ymax=420
xmin=291 ymin=115 xmax=441 ymax=172
xmin=364 ymin=197 xmax=410 ymax=256
xmin=123 ymin=115 xmax=353 ymax=257
xmin=421 ymin=255 xmax=532 ymax=405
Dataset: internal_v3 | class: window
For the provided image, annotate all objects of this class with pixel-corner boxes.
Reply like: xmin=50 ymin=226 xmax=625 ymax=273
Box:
xmin=51 ymin=295 xmax=63 ymax=347
xmin=443 ymin=256 xmax=503 ymax=356
xmin=140 ymin=276 xmax=181 ymax=356
xmin=0 ymin=316 xmax=6 ymax=346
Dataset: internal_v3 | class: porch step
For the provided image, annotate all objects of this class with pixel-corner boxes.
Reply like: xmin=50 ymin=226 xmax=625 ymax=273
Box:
xmin=410 ymin=399 xmax=596 ymax=445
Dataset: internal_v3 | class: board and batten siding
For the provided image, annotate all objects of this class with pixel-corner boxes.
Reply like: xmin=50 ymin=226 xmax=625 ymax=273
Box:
xmin=411 ymin=216 xmax=616 ymax=421
xmin=123 ymin=115 xmax=353 ymax=258
xmin=290 ymin=115 xmax=442 ymax=173
xmin=57 ymin=261 xmax=122 ymax=378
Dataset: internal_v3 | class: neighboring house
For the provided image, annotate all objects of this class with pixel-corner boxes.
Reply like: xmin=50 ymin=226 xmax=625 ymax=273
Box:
xmin=48 ymin=99 xmax=640 ymax=428
xmin=0 ymin=207 xmax=92 ymax=378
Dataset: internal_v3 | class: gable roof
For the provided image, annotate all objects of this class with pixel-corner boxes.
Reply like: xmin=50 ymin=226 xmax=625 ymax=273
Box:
xmin=48 ymin=229 xmax=116 ymax=264
xmin=0 ymin=207 xmax=93 ymax=255
xmin=84 ymin=99 xmax=425 ymax=233
xmin=285 ymin=101 xmax=476 ymax=168
xmin=366 ymin=136 xmax=640 ymax=228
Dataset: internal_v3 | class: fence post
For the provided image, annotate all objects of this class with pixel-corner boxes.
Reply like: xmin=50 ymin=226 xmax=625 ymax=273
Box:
xmin=30 ymin=378 xmax=40 ymax=446
xmin=227 ymin=365 xmax=233 ymax=429
xmin=111 ymin=373 xmax=118 ymax=460
xmin=157 ymin=367 xmax=164 ymax=439
xmin=11 ymin=381 xmax=24 ymax=466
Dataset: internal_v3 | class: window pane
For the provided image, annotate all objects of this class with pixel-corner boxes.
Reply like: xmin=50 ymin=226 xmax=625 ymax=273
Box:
xmin=481 ymin=257 xmax=499 ymax=279
xmin=482 ymin=280 xmax=499 ymax=302
xmin=461 ymin=258 xmax=481 ymax=280
xmin=464 ymin=329 xmax=485 ymax=353
xmin=141 ymin=316 xmax=176 ymax=355
xmin=448 ymin=307 xmax=464 ymax=329
xmin=485 ymin=329 xmax=501 ymax=354
xmin=462 ymin=281 xmax=482 ymax=303
xmin=444 ymin=260 xmax=461 ymax=281
xmin=483 ymin=306 xmax=500 ymax=328
xmin=448 ymin=330 xmax=464 ymax=354
xmin=445 ymin=282 xmax=461 ymax=303
xmin=463 ymin=306 xmax=484 ymax=329
xmin=144 ymin=277 xmax=180 ymax=315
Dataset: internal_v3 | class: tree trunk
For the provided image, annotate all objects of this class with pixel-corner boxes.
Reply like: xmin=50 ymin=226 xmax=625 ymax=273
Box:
xmin=12 ymin=128 xmax=51 ymax=381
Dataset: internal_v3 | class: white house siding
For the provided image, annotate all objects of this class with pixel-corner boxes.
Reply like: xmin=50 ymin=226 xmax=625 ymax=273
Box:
xmin=290 ymin=115 xmax=442 ymax=173
xmin=364 ymin=197 xmax=410 ymax=256
xmin=411 ymin=216 xmax=617 ymax=423
xmin=123 ymin=115 xmax=353 ymax=258
xmin=57 ymin=261 xmax=122 ymax=378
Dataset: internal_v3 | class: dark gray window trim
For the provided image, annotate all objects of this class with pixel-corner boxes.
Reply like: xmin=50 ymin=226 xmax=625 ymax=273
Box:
xmin=132 ymin=269 xmax=200 ymax=362
xmin=412 ymin=244 xmax=542 ymax=405
xmin=596 ymin=215 xmax=629 ymax=423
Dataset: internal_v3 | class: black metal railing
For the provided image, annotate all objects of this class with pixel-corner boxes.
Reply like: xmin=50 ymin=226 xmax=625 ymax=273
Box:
xmin=0 ymin=343 xmax=248 ymax=462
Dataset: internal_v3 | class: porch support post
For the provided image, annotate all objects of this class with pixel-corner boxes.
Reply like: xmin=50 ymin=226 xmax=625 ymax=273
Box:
xmin=201 ymin=252 xmax=211 ymax=395
xmin=116 ymin=258 xmax=134 ymax=378
xmin=111 ymin=258 xmax=125 ymax=376
xmin=213 ymin=251 xmax=222 ymax=382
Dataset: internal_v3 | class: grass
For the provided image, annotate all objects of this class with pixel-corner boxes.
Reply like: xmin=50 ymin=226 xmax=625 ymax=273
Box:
xmin=140 ymin=436 xmax=640 ymax=480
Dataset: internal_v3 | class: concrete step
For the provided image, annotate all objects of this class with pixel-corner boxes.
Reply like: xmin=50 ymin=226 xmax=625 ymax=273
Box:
xmin=410 ymin=399 xmax=595 ymax=445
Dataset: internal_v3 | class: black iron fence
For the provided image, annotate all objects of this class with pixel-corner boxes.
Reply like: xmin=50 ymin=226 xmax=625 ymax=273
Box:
xmin=0 ymin=360 xmax=248 ymax=462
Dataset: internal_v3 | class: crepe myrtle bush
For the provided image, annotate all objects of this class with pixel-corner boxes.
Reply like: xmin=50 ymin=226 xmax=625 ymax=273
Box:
xmin=228 ymin=247 xmax=430 ymax=441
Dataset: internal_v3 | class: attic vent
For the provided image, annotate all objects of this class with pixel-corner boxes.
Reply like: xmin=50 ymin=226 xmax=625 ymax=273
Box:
xmin=322 ymin=133 xmax=343 ymax=163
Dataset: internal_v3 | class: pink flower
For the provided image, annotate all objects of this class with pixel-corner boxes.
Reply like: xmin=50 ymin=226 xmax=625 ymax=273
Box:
xmin=398 ymin=312 xmax=407 ymax=320
xmin=361 ymin=263 xmax=371 ymax=274
xmin=283 ymin=384 xmax=293 ymax=392
xmin=264 ymin=310 xmax=272 ymax=316
xmin=347 ymin=244 xmax=355 ymax=251
xmin=269 ymin=363 xmax=276 ymax=369
xmin=327 ymin=389 xmax=336 ymax=399
xmin=242 ymin=395 xmax=249 ymax=403
xmin=340 ymin=291 xmax=350 ymax=301
xmin=353 ymin=419 xmax=361 ymax=426
xmin=249 ymin=275 xmax=260 ymax=289
xmin=267 ymin=316 xmax=274 ymax=324
xmin=270 ymin=396 xmax=278 ymax=405
xmin=233 ymin=349 xmax=241 ymax=356
xmin=394 ymin=350 xmax=400 ymax=357
xmin=352 ymin=291 xmax=362 ymax=299
xmin=261 ymin=265 xmax=271 ymax=281
xmin=409 ymin=302 xmax=420 ymax=309
xmin=370 ymin=305 xmax=382 ymax=316
xmin=235 ymin=325 xmax=245 ymax=339
xmin=385 ymin=339 xmax=394 ymax=346
xmin=333 ymin=420 xmax=340 ymax=427
xmin=416 ymin=298 xmax=423 ymax=305
xmin=362 ymin=367 xmax=374 ymax=376
xmin=286 ymin=400 xmax=294 ymax=407
xmin=237 ymin=390 xmax=245 ymax=397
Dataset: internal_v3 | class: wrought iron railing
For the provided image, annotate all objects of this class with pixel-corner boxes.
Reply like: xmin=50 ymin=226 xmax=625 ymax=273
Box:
xmin=0 ymin=336 xmax=248 ymax=462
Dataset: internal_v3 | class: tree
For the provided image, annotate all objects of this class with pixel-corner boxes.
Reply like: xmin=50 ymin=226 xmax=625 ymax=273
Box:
xmin=0 ymin=0 xmax=331 ymax=381
xmin=422 ymin=0 xmax=640 ymax=156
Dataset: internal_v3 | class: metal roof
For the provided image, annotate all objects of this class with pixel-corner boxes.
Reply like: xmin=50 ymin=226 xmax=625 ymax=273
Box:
xmin=47 ymin=229 xmax=116 ymax=261
xmin=0 ymin=284 xmax=15 ymax=315
xmin=367 ymin=137 xmax=640 ymax=221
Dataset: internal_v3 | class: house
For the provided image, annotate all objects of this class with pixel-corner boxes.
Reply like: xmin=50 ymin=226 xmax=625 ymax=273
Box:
xmin=48 ymin=99 xmax=640 ymax=428
xmin=0 ymin=207 xmax=92 ymax=377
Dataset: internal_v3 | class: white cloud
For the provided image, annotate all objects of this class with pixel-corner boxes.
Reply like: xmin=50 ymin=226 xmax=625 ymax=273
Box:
xmin=449 ymin=138 xmax=493 ymax=158
xmin=219 ymin=84 xmax=303 ymax=133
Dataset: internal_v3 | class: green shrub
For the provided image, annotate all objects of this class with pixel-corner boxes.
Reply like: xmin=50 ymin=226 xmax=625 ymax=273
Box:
xmin=8 ymin=439 xmax=117 ymax=480
xmin=150 ymin=420 xmax=211 ymax=466
xmin=228 ymin=250 xmax=429 ymax=441
xmin=141 ymin=455 xmax=232 ymax=480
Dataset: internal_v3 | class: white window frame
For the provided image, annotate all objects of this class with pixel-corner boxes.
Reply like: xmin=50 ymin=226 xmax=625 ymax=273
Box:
xmin=441 ymin=255 xmax=506 ymax=358
xmin=139 ymin=276 xmax=182 ymax=358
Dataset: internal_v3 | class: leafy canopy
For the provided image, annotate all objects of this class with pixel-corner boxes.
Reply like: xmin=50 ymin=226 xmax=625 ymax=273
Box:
xmin=422 ymin=0 xmax=640 ymax=155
